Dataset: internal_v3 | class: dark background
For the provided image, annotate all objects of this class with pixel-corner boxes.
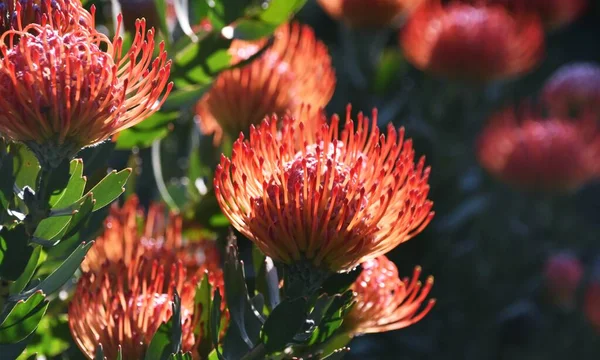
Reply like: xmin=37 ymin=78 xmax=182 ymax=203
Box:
xmin=292 ymin=1 xmax=600 ymax=359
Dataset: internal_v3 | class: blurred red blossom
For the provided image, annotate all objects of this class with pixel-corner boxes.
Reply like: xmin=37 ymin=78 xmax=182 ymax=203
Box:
xmin=317 ymin=0 xmax=425 ymax=28
xmin=195 ymin=21 xmax=335 ymax=145
xmin=543 ymin=252 xmax=584 ymax=309
xmin=399 ymin=0 xmax=545 ymax=82
xmin=542 ymin=62 xmax=600 ymax=118
xmin=477 ymin=106 xmax=600 ymax=192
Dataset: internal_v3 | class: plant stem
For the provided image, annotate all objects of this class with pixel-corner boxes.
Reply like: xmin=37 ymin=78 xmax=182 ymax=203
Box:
xmin=241 ymin=343 xmax=266 ymax=360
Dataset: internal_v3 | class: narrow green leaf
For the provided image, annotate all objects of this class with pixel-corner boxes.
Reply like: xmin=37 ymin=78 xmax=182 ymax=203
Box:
xmin=261 ymin=297 xmax=307 ymax=353
xmin=87 ymin=168 xmax=131 ymax=211
xmin=9 ymin=241 xmax=93 ymax=301
xmin=0 ymin=291 xmax=48 ymax=344
xmin=12 ymin=145 xmax=39 ymax=190
xmin=232 ymin=20 xmax=276 ymax=40
xmin=0 ymin=225 xmax=33 ymax=281
xmin=0 ymin=152 xmax=15 ymax=210
xmin=259 ymin=0 xmax=307 ymax=24
xmin=50 ymin=159 xmax=86 ymax=208
xmin=9 ymin=245 xmax=42 ymax=295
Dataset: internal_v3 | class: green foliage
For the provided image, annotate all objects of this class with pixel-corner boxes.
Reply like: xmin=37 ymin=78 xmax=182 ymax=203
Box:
xmin=146 ymin=292 xmax=184 ymax=360
xmin=0 ymin=226 xmax=33 ymax=281
xmin=0 ymin=291 xmax=48 ymax=344
xmin=86 ymin=169 xmax=131 ymax=211
xmin=261 ymin=297 xmax=307 ymax=353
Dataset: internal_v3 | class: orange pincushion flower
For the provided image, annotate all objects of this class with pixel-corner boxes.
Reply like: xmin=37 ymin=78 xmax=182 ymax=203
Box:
xmin=316 ymin=0 xmax=425 ymax=28
xmin=71 ymin=196 xmax=225 ymax=359
xmin=0 ymin=16 xmax=172 ymax=168
xmin=485 ymin=0 xmax=588 ymax=29
xmin=399 ymin=1 xmax=545 ymax=82
xmin=69 ymin=256 xmax=198 ymax=359
xmin=214 ymin=106 xmax=434 ymax=274
xmin=476 ymin=107 xmax=600 ymax=192
xmin=195 ymin=22 xmax=335 ymax=145
xmin=0 ymin=0 xmax=94 ymax=35
xmin=344 ymin=256 xmax=435 ymax=335
xmin=82 ymin=196 xmax=222 ymax=281
xmin=542 ymin=62 xmax=600 ymax=118
xmin=543 ymin=252 xmax=583 ymax=309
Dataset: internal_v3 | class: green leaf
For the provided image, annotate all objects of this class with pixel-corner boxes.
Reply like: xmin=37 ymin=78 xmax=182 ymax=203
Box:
xmin=17 ymin=313 xmax=71 ymax=357
xmin=0 ymin=291 xmax=48 ymax=344
xmin=308 ymin=291 xmax=354 ymax=345
xmin=210 ymin=290 xmax=224 ymax=360
xmin=9 ymin=241 xmax=93 ymax=301
xmin=9 ymin=245 xmax=42 ymax=295
xmin=222 ymin=241 xmax=264 ymax=359
xmin=115 ymin=111 xmax=179 ymax=150
xmin=0 ymin=225 xmax=33 ymax=281
xmin=0 ymin=152 xmax=15 ymax=210
xmin=232 ymin=20 xmax=277 ymax=41
xmin=168 ymin=352 xmax=193 ymax=360
xmin=50 ymin=159 xmax=86 ymax=208
xmin=153 ymin=0 xmax=171 ymax=47
xmin=32 ymin=212 xmax=75 ymax=245
xmin=145 ymin=292 xmax=183 ymax=360
xmin=0 ymin=332 xmax=34 ymax=359
xmin=77 ymin=141 xmax=115 ymax=178
xmin=86 ymin=168 xmax=131 ymax=211
xmin=194 ymin=275 xmax=213 ymax=358
xmin=259 ymin=0 xmax=307 ymax=24
xmin=322 ymin=346 xmax=351 ymax=359
xmin=261 ymin=297 xmax=307 ymax=353
xmin=12 ymin=145 xmax=39 ymax=190
xmin=162 ymin=84 xmax=210 ymax=111
xmin=320 ymin=268 xmax=360 ymax=295
xmin=41 ymin=160 xmax=71 ymax=204
xmin=95 ymin=344 xmax=104 ymax=360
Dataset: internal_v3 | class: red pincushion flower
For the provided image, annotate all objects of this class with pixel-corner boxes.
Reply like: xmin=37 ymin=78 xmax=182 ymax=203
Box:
xmin=476 ymin=106 xmax=600 ymax=192
xmin=0 ymin=0 xmax=94 ymax=35
xmin=317 ymin=0 xmax=425 ymax=28
xmin=542 ymin=62 xmax=600 ymax=118
xmin=70 ymin=196 xmax=225 ymax=359
xmin=543 ymin=252 xmax=583 ymax=309
xmin=195 ymin=22 xmax=335 ymax=145
xmin=214 ymin=106 xmax=433 ymax=274
xmin=344 ymin=256 xmax=435 ymax=335
xmin=69 ymin=256 xmax=198 ymax=359
xmin=485 ymin=0 xmax=588 ymax=29
xmin=0 ymin=15 xmax=172 ymax=168
xmin=399 ymin=1 xmax=545 ymax=82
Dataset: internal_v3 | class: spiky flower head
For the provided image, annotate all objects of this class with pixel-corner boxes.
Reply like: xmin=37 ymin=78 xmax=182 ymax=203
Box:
xmin=476 ymin=106 xmax=600 ymax=192
xmin=484 ymin=0 xmax=588 ymax=29
xmin=214 ymin=106 xmax=433 ymax=276
xmin=316 ymin=0 xmax=425 ymax=28
xmin=0 ymin=13 xmax=172 ymax=168
xmin=542 ymin=62 xmax=600 ymax=118
xmin=195 ymin=22 xmax=335 ymax=145
xmin=0 ymin=0 xmax=94 ymax=35
xmin=399 ymin=1 xmax=545 ymax=82
xmin=70 ymin=196 xmax=224 ymax=359
xmin=69 ymin=256 xmax=197 ymax=359
xmin=343 ymin=256 xmax=435 ymax=335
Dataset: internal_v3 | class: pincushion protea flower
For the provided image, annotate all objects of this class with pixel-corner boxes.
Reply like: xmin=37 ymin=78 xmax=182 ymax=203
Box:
xmin=69 ymin=256 xmax=198 ymax=359
xmin=316 ymin=0 xmax=425 ymax=28
xmin=0 ymin=0 xmax=94 ymax=35
xmin=70 ymin=196 xmax=225 ymax=359
xmin=542 ymin=62 xmax=600 ymax=118
xmin=0 ymin=15 xmax=172 ymax=168
xmin=343 ymin=256 xmax=435 ymax=335
xmin=476 ymin=106 xmax=600 ymax=192
xmin=485 ymin=0 xmax=588 ymax=29
xmin=195 ymin=22 xmax=335 ymax=145
xmin=82 ymin=196 xmax=222 ymax=282
xmin=543 ymin=252 xmax=583 ymax=309
xmin=399 ymin=1 xmax=545 ymax=82
xmin=214 ymin=106 xmax=433 ymax=288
